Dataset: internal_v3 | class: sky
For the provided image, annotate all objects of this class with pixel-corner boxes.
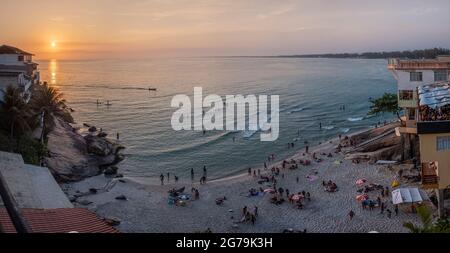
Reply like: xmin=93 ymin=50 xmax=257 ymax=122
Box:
xmin=1 ymin=0 xmax=450 ymax=60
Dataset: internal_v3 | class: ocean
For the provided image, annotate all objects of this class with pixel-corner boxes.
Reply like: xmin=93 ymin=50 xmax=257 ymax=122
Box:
xmin=37 ymin=57 xmax=397 ymax=183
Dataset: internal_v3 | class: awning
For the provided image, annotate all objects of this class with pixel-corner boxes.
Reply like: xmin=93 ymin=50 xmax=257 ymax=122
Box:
xmin=391 ymin=188 xmax=429 ymax=205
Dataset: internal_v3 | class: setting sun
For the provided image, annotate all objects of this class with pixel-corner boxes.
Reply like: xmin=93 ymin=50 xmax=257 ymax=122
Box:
xmin=51 ymin=41 xmax=56 ymax=48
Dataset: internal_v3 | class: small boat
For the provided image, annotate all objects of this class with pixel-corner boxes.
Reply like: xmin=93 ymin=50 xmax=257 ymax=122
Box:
xmin=148 ymin=88 xmax=157 ymax=91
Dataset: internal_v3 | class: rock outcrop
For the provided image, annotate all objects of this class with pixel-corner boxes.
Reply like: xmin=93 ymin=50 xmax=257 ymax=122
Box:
xmin=44 ymin=118 xmax=125 ymax=182
xmin=342 ymin=122 xmax=418 ymax=163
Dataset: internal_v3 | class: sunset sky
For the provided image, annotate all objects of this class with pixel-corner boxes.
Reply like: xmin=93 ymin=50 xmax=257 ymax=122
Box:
xmin=1 ymin=0 xmax=450 ymax=59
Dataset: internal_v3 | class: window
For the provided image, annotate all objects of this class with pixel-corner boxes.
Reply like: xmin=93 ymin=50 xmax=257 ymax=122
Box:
xmin=17 ymin=55 xmax=24 ymax=61
xmin=408 ymin=108 xmax=416 ymax=120
xmin=434 ymin=70 xmax=448 ymax=82
xmin=399 ymin=90 xmax=414 ymax=100
xmin=410 ymin=72 xmax=423 ymax=82
xmin=437 ymin=136 xmax=450 ymax=151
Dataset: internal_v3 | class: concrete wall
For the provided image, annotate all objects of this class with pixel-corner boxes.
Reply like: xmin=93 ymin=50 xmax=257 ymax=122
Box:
xmin=397 ymin=70 xmax=438 ymax=90
xmin=0 ymin=54 xmax=24 ymax=66
xmin=0 ymin=76 xmax=18 ymax=89
xmin=419 ymin=133 xmax=450 ymax=189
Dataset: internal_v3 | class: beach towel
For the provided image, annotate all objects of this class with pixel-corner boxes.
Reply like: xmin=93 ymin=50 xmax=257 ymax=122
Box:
xmin=306 ymin=175 xmax=318 ymax=181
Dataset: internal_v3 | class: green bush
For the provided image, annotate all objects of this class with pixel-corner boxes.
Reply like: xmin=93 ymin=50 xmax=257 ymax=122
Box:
xmin=16 ymin=135 xmax=47 ymax=165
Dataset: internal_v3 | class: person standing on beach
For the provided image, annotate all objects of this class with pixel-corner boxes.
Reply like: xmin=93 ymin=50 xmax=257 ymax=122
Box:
xmin=394 ymin=205 xmax=399 ymax=216
xmin=258 ymin=169 xmax=261 ymax=176
xmin=167 ymin=172 xmax=170 ymax=182
xmin=160 ymin=174 xmax=164 ymax=185
xmin=203 ymin=166 xmax=207 ymax=176
xmin=191 ymin=168 xmax=194 ymax=180
xmin=296 ymin=176 xmax=299 ymax=184
xmin=116 ymin=132 xmax=120 ymax=140
xmin=348 ymin=210 xmax=355 ymax=220
xmin=254 ymin=206 xmax=258 ymax=217
xmin=305 ymin=145 xmax=309 ymax=153
xmin=174 ymin=175 xmax=178 ymax=182
xmin=248 ymin=167 xmax=252 ymax=176
xmin=243 ymin=206 xmax=247 ymax=217
xmin=319 ymin=122 xmax=322 ymax=130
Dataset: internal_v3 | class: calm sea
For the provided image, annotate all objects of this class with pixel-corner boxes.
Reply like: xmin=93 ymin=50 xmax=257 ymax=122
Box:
xmin=37 ymin=57 xmax=396 ymax=183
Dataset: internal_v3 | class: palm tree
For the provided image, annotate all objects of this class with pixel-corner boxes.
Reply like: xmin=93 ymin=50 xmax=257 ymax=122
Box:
xmin=29 ymin=82 xmax=71 ymax=142
xmin=403 ymin=205 xmax=450 ymax=233
xmin=403 ymin=205 xmax=433 ymax=233
xmin=0 ymin=85 xmax=31 ymax=139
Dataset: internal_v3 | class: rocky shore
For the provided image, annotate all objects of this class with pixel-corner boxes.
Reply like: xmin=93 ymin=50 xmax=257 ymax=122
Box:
xmin=44 ymin=117 xmax=125 ymax=182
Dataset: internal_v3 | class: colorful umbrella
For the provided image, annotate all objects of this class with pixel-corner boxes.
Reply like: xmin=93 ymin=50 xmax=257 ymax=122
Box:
xmin=292 ymin=194 xmax=304 ymax=201
xmin=356 ymin=194 xmax=369 ymax=201
xmin=356 ymin=179 xmax=366 ymax=186
xmin=264 ymin=188 xmax=275 ymax=194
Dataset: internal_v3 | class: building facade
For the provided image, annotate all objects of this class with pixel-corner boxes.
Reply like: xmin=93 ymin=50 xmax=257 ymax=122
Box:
xmin=389 ymin=56 xmax=450 ymax=217
xmin=0 ymin=45 xmax=40 ymax=102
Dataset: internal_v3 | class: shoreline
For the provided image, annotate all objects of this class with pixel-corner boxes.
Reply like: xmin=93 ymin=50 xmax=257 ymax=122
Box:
xmin=62 ymin=121 xmax=423 ymax=233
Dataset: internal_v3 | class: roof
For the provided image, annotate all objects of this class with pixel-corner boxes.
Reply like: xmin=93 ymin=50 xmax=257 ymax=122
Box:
xmin=0 ymin=45 xmax=33 ymax=55
xmin=418 ymin=82 xmax=450 ymax=108
xmin=0 ymin=208 xmax=119 ymax=233
xmin=391 ymin=188 xmax=429 ymax=205
xmin=0 ymin=151 xmax=73 ymax=209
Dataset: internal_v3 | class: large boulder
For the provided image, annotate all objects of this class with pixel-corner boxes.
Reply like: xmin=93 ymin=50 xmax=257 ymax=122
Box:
xmin=84 ymin=134 xmax=114 ymax=156
xmin=45 ymin=118 xmax=125 ymax=182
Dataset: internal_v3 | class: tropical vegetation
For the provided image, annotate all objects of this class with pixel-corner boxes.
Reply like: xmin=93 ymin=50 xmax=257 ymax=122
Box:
xmin=0 ymin=82 xmax=70 ymax=164
xmin=403 ymin=205 xmax=450 ymax=233
xmin=367 ymin=92 xmax=401 ymax=119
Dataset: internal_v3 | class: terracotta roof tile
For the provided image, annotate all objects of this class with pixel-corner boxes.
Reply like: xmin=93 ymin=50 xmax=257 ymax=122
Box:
xmin=0 ymin=208 xmax=119 ymax=233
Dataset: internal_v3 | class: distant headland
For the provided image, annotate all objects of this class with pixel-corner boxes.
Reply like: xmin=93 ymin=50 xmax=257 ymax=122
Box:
xmin=226 ymin=48 xmax=450 ymax=59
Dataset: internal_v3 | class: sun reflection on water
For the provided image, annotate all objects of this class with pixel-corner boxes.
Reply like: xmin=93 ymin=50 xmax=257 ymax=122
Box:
xmin=49 ymin=59 xmax=58 ymax=86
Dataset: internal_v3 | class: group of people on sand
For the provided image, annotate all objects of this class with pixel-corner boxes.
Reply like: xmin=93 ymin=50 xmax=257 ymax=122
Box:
xmin=240 ymin=206 xmax=258 ymax=225
xmin=323 ymin=180 xmax=338 ymax=192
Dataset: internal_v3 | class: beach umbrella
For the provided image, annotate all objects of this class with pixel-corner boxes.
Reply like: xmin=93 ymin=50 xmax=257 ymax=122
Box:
xmin=264 ymin=188 xmax=275 ymax=194
xmin=356 ymin=194 xmax=368 ymax=201
xmin=356 ymin=179 xmax=366 ymax=186
xmin=291 ymin=194 xmax=303 ymax=201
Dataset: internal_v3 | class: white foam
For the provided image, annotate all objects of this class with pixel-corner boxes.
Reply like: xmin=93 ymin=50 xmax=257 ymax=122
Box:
xmin=347 ymin=117 xmax=364 ymax=122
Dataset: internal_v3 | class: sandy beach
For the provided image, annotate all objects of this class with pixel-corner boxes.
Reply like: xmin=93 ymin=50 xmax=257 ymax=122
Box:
xmin=62 ymin=125 xmax=422 ymax=233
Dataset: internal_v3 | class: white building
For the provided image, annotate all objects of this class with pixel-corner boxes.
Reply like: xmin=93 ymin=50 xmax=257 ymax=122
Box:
xmin=388 ymin=55 xmax=450 ymax=134
xmin=0 ymin=45 xmax=40 ymax=102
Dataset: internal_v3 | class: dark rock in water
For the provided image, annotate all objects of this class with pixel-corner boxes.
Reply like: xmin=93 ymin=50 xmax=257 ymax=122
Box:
xmin=115 ymin=195 xmax=127 ymax=201
xmin=118 ymin=179 xmax=126 ymax=183
xmin=69 ymin=196 xmax=78 ymax=202
xmin=115 ymin=173 xmax=124 ymax=178
xmin=83 ymin=123 xmax=91 ymax=127
xmin=89 ymin=188 xmax=98 ymax=194
xmin=84 ymin=134 xmax=114 ymax=156
xmin=78 ymin=199 xmax=93 ymax=205
xmin=104 ymin=217 xmax=121 ymax=226
xmin=97 ymin=132 xmax=108 ymax=138
xmin=88 ymin=126 xmax=97 ymax=132
xmin=104 ymin=166 xmax=118 ymax=175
